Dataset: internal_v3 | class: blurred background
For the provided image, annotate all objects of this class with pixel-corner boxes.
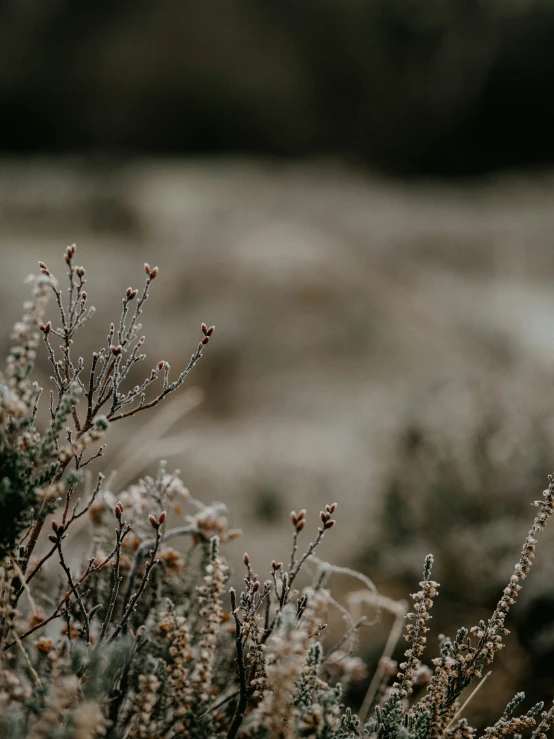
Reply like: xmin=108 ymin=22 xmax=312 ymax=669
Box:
xmin=2 ymin=0 xmax=554 ymax=727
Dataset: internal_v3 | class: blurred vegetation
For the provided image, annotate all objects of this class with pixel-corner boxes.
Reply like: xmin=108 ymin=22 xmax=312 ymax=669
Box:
xmin=359 ymin=378 xmax=554 ymax=720
xmin=2 ymin=0 xmax=554 ymax=174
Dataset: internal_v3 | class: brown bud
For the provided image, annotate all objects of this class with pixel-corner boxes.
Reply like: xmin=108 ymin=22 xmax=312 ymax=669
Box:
xmin=144 ymin=263 xmax=151 ymax=275
xmin=207 ymin=326 xmax=215 ymax=336
xmin=115 ymin=503 xmax=123 ymax=520
xmin=243 ymin=553 xmax=250 ymax=566
xmin=271 ymin=560 xmax=282 ymax=570
xmin=149 ymin=514 xmax=159 ymax=529
xmin=48 ymin=535 xmax=58 ymax=543
xmin=158 ymin=511 xmax=166 ymax=525
xmin=324 ymin=519 xmax=336 ymax=529
xmin=150 ymin=266 xmax=158 ymax=279
xmin=51 ymin=520 xmax=59 ymax=532
xmin=76 ymin=266 xmax=85 ymax=278
xmin=201 ymin=323 xmax=208 ymax=335
xmin=296 ymin=519 xmax=305 ymax=532
xmin=111 ymin=345 xmax=122 ymax=356
xmin=35 ymin=637 xmax=54 ymax=654
xmin=291 ymin=511 xmax=298 ymax=525
xmin=202 ymin=336 xmax=210 ymax=345
xmin=81 ymin=291 xmax=87 ymax=300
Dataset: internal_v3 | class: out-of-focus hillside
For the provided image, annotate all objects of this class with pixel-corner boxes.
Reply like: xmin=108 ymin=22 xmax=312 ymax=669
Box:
xmin=3 ymin=0 xmax=554 ymax=175
xmin=2 ymin=159 xmax=554 ymax=723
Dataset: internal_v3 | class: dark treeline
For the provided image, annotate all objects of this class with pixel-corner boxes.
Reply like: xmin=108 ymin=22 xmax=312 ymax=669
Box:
xmin=2 ymin=0 xmax=554 ymax=176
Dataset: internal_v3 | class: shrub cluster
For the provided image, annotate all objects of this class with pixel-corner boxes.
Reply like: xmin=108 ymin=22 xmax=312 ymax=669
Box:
xmin=0 ymin=246 xmax=553 ymax=738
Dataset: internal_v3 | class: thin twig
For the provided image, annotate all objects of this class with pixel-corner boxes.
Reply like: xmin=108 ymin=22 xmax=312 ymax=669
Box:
xmin=447 ymin=671 xmax=492 ymax=729
xmin=108 ymin=528 xmax=162 ymax=644
xmin=226 ymin=589 xmax=249 ymax=739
